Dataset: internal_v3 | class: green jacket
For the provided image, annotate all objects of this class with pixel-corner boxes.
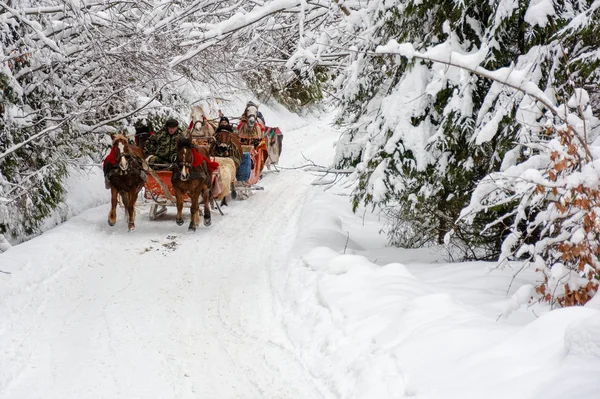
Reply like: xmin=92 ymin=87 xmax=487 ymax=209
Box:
xmin=145 ymin=128 xmax=184 ymax=163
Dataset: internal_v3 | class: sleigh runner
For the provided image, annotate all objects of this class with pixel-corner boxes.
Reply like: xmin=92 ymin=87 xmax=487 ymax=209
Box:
xmin=143 ymin=156 xmax=237 ymax=221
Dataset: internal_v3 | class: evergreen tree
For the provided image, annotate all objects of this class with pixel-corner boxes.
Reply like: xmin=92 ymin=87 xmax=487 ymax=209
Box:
xmin=332 ymin=0 xmax=600 ymax=262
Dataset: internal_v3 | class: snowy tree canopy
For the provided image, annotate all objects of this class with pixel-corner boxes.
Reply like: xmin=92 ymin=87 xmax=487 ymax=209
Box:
xmin=0 ymin=0 xmax=343 ymax=240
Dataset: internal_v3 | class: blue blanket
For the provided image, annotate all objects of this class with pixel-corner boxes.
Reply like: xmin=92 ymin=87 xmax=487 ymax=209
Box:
xmin=236 ymin=152 xmax=251 ymax=181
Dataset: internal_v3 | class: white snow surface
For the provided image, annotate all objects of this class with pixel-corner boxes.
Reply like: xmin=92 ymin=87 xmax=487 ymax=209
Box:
xmin=2 ymin=112 xmax=600 ymax=398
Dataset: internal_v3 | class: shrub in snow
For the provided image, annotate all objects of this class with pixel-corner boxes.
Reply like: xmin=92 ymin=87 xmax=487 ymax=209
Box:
xmin=465 ymin=126 xmax=600 ymax=306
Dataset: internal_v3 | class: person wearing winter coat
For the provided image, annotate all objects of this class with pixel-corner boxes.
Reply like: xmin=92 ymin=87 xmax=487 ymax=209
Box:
xmin=218 ymin=116 xmax=232 ymax=130
xmin=145 ymin=118 xmax=184 ymax=165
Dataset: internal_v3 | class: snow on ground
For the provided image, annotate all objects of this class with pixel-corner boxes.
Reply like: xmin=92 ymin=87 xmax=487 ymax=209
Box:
xmin=1 ymin=108 xmax=600 ymax=399
xmin=0 ymin=109 xmax=338 ymax=399
xmin=277 ymin=190 xmax=600 ymax=398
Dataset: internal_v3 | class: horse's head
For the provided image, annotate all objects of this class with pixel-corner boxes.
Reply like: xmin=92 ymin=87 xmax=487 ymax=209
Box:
xmin=190 ymin=105 xmax=206 ymax=123
xmin=245 ymin=105 xmax=259 ymax=128
xmin=215 ymin=128 xmax=233 ymax=146
xmin=111 ymin=133 xmax=131 ymax=172
xmin=176 ymin=139 xmax=195 ymax=181
xmin=214 ymin=127 xmax=235 ymax=155
xmin=190 ymin=116 xmax=215 ymax=138
xmin=192 ymin=120 xmax=204 ymax=133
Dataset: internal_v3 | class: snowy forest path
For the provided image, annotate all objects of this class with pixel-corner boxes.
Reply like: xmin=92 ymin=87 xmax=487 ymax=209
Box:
xmin=0 ymin=118 xmax=339 ymax=399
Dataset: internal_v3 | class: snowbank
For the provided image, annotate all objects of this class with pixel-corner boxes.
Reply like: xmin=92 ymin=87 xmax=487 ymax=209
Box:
xmin=3 ymin=164 xmax=107 ymax=250
xmin=278 ymin=192 xmax=600 ymax=399
xmin=39 ymin=165 xmax=107 ymax=234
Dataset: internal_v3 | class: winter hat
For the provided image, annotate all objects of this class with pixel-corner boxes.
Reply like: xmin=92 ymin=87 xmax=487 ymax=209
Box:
xmin=165 ymin=118 xmax=179 ymax=128
xmin=219 ymin=116 xmax=230 ymax=124
xmin=135 ymin=125 xmax=150 ymax=134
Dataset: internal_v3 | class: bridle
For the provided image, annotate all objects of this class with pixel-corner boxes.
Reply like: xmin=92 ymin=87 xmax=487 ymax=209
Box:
xmin=214 ymin=130 xmax=233 ymax=156
xmin=113 ymin=138 xmax=134 ymax=173
xmin=245 ymin=105 xmax=258 ymax=129
xmin=176 ymin=146 xmax=194 ymax=181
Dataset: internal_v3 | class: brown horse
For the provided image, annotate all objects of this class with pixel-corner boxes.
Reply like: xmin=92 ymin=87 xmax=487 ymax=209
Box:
xmin=171 ymin=139 xmax=212 ymax=231
xmin=210 ymin=128 xmax=242 ymax=169
xmin=106 ymin=134 xmax=146 ymax=231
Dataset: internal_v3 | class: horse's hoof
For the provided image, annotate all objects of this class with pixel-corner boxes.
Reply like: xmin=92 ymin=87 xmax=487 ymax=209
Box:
xmin=188 ymin=222 xmax=196 ymax=232
xmin=128 ymin=225 xmax=135 ymax=232
xmin=176 ymin=219 xmax=184 ymax=226
xmin=231 ymin=188 xmax=237 ymax=200
xmin=108 ymin=220 xmax=115 ymax=227
xmin=203 ymin=217 xmax=211 ymax=227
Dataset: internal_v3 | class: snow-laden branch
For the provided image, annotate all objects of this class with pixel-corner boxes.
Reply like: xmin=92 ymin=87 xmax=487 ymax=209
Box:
xmin=374 ymin=40 xmax=561 ymax=118
xmin=83 ymin=79 xmax=181 ymax=133
xmin=170 ymin=0 xmax=305 ymax=67
xmin=169 ymin=0 xmax=342 ymax=67
xmin=0 ymin=1 xmax=63 ymax=54
xmin=374 ymin=39 xmax=593 ymax=159
xmin=17 ymin=1 xmax=136 ymax=15
xmin=0 ymin=119 xmax=75 ymax=161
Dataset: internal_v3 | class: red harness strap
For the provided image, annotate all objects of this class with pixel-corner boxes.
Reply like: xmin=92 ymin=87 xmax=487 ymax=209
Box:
xmin=238 ymin=120 xmax=265 ymax=133
xmin=192 ymin=148 xmax=219 ymax=172
xmin=103 ymin=147 xmax=117 ymax=167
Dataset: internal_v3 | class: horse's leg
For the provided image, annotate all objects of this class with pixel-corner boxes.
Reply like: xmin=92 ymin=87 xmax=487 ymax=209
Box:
xmin=121 ymin=191 xmax=129 ymax=220
xmin=127 ymin=190 xmax=137 ymax=232
xmin=175 ymin=187 xmax=184 ymax=226
xmin=189 ymin=188 xmax=200 ymax=231
xmin=108 ymin=186 xmax=118 ymax=226
xmin=202 ymin=185 xmax=211 ymax=226
xmin=230 ymin=182 xmax=237 ymax=200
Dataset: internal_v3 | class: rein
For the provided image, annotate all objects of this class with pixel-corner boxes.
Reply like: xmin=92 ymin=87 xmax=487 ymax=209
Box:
xmin=111 ymin=150 xmax=144 ymax=176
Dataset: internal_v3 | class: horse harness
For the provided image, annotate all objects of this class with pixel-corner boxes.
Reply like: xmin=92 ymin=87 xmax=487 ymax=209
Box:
xmin=214 ymin=140 xmax=233 ymax=157
xmin=107 ymin=152 xmax=147 ymax=182
xmin=171 ymin=153 xmax=210 ymax=184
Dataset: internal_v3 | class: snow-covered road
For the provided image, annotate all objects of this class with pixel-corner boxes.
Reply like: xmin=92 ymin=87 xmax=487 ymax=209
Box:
xmin=0 ymin=117 xmax=338 ymax=399
xmin=6 ymin=109 xmax=599 ymax=399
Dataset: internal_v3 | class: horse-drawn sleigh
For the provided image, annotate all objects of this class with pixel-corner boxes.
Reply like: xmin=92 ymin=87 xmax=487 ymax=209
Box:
xmin=104 ymin=103 xmax=283 ymax=231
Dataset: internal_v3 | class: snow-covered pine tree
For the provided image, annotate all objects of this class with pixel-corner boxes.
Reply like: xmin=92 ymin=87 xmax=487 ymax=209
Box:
xmin=330 ymin=0 xmax=513 ymax=255
xmin=331 ymin=0 xmax=599 ymax=263
xmin=459 ymin=2 xmax=600 ymax=305
xmin=1 ymin=12 xmax=71 ymax=238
